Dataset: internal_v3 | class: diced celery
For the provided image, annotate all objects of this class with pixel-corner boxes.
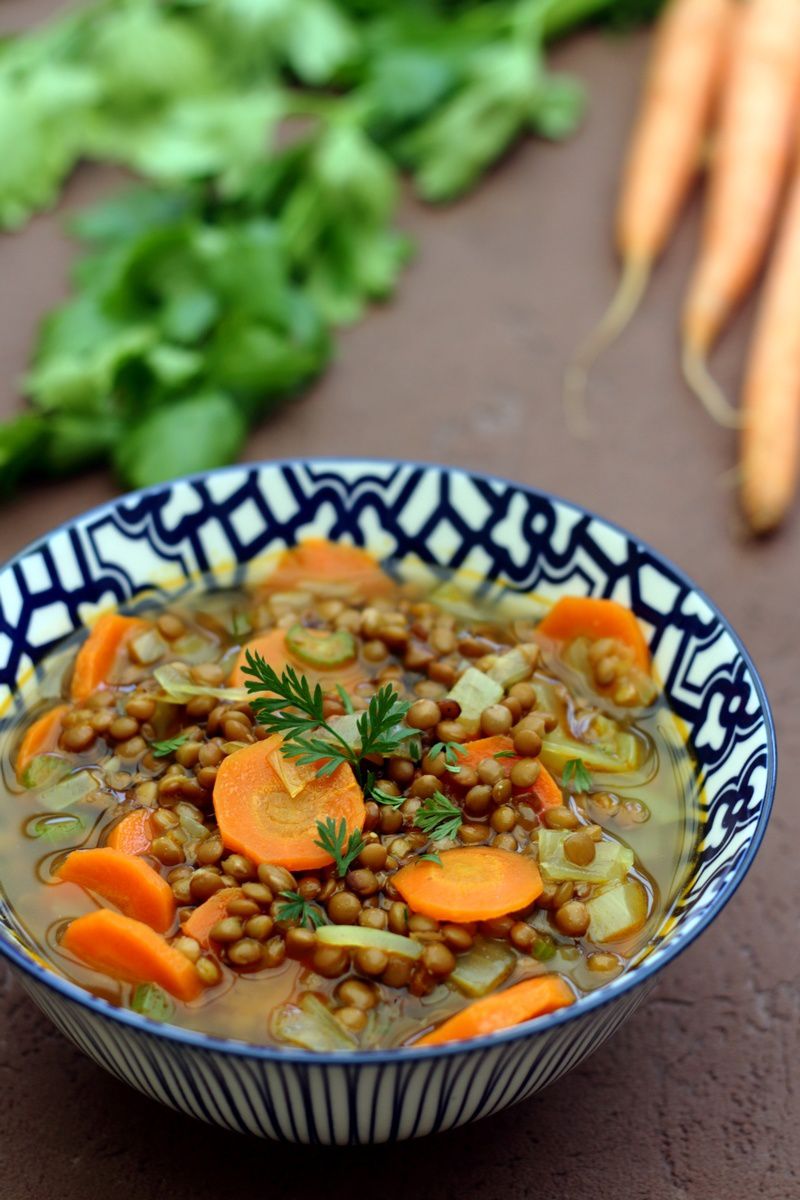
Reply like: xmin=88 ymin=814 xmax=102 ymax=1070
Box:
xmin=130 ymin=628 xmax=168 ymax=665
xmin=486 ymin=646 xmax=536 ymax=689
xmin=538 ymin=829 xmax=634 ymax=883
xmin=154 ymin=663 xmax=247 ymax=704
xmin=316 ymin=924 xmax=423 ymax=960
xmin=540 ymin=729 xmax=639 ymax=775
xmin=270 ymin=994 xmax=357 ymax=1051
xmin=446 ymin=667 xmax=503 ymax=722
xmin=450 ymin=937 xmax=515 ymax=997
xmin=586 ymin=879 xmax=648 ymax=943
xmin=21 ymin=753 xmax=71 ymax=790
xmin=40 ymin=770 xmax=98 ymax=811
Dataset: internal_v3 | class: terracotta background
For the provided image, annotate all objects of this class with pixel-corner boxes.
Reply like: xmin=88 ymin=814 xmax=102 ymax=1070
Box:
xmin=1 ymin=5 xmax=797 ymax=1196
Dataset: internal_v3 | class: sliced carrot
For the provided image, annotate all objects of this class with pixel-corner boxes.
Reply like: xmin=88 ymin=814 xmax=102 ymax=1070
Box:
xmin=262 ymin=539 xmax=391 ymax=598
xmin=56 ymin=847 xmax=175 ymax=933
xmin=16 ymin=704 xmax=69 ymax=777
xmin=537 ymin=597 xmax=650 ymax=671
xmin=459 ymin=736 xmax=563 ymax=810
xmin=213 ymin=735 xmax=365 ymax=871
xmin=393 ymin=846 xmax=542 ymax=923
xmin=106 ymin=810 xmax=154 ymax=856
xmin=182 ymin=888 xmax=240 ymax=948
xmin=414 ymin=975 xmax=575 ymax=1046
xmin=62 ymin=909 xmax=201 ymax=1002
xmin=229 ymin=629 xmax=292 ymax=687
xmin=71 ymin=613 xmax=148 ymax=701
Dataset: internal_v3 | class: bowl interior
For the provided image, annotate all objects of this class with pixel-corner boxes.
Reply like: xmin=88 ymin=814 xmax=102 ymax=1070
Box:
xmin=0 ymin=459 xmax=775 ymax=1052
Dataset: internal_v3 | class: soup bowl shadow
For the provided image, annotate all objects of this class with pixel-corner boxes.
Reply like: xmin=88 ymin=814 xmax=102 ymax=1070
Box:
xmin=0 ymin=458 xmax=776 ymax=1144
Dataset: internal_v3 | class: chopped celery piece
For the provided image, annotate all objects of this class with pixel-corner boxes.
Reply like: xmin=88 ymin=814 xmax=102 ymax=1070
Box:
xmin=430 ymin=581 xmax=546 ymax=623
xmin=587 ymin=879 xmax=648 ymax=943
xmin=450 ymin=936 xmax=515 ymax=997
xmin=40 ymin=770 xmax=98 ymax=811
xmin=446 ymin=667 xmax=503 ymax=722
xmin=130 ymin=628 xmax=168 ymax=665
xmin=171 ymin=633 xmax=219 ymax=664
xmin=154 ymin=663 xmax=246 ymax=704
xmin=26 ymin=813 xmax=83 ymax=843
xmin=538 ymin=829 xmax=634 ymax=883
xmin=130 ymin=983 xmax=174 ymax=1023
xmin=285 ymin=624 xmax=356 ymax=668
xmin=540 ymin=729 xmax=640 ymax=775
xmin=21 ymin=753 xmax=70 ymax=790
xmin=271 ymin=994 xmax=357 ymax=1052
xmin=486 ymin=646 xmax=536 ymax=688
xmin=316 ymin=924 xmax=422 ymax=960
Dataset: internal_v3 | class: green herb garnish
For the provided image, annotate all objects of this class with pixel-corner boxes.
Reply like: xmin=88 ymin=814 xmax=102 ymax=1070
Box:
xmin=150 ymin=732 xmax=190 ymax=758
xmin=418 ymin=852 xmax=443 ymax=866
xmin=429 ymin=741 xmax=468 ymax=773
xmin=414 ymin=791 xmax=462 ymax=842
xmin=562 ymin=758 xmax=592 ymax=793
xmin=371 ymin=786 xmax=405 ymax=809
xmin=275 ymin=890 xmax=326 ymax=930
xmin=494 ymin=750 xmax=515 ymax=759
xmin=336 ymin=684 xmax=354 ymax=715
xmin=242 ymin=651 xmax=410 ymax=781
xmin=314 ymin=816 xmax=366 ymax=878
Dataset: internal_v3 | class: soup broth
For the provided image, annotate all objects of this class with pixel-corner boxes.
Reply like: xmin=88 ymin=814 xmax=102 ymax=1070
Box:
xmin=0 ymin=542 xmax=699 ymax=1050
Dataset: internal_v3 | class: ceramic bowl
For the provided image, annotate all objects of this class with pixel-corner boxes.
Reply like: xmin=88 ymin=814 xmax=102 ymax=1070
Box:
xmin=0 ymin=459 xmax=776 ymax=1143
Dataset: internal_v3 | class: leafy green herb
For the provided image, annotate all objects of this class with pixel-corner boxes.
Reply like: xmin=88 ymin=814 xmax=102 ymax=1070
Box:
xmin=242 ymin=650 xmax=410 ymax=781
xmin=494 ymin=750 xmax=515 ymax=759
xmin=150 ymin=732 xmax=190 ymax=758
xmin=275 ymin=889 xmax=326 ymax=929
xmin=314 ymin=816 xmax=366 ymax=878
xmin=371 ymin=786 xmax=405 ymax=809
xmin=336 ymin=684 xmax=354 ymax=715
xmin=562 ymin=757 xmax=592 ymax=793
xmin=414 ymin=791 xmax=463 ymax=842
xmin=130 ymin=983 xmax=174 ymax=1022
xmin=418 ymin=852 xmax=442 ymax=866
xmin=0 ymin=0 xmax=665 ymax=495
xmin=429 ymin=741 xmax=467 ymax=772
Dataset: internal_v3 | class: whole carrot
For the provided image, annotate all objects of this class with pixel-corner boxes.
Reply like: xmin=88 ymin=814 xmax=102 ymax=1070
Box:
xmin=683 ymin=0 xmax=800 ymax=425
xmin=740 ymin=160 xmax=800 ymax=533
xmin=564 ymin=0 xmax=733 ymax=429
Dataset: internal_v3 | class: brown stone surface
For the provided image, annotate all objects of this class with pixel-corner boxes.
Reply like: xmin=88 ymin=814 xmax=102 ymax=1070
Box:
xmin=0 ymin=6 xmax=797 ymax=1197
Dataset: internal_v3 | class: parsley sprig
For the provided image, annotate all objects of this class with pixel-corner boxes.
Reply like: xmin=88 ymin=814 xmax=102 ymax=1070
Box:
xmin=562 ymin=757 xmax=592 ymax=793
xmin=241 ymin=650 xmax=411 ymax=781
xmin=428 ymin=741 xmax=468 ymax=773
xmin=413 ymin=791 xmax=463 ymax=842
xmin=150 ymin=732 xmax=190 ymax=758
xmin=275 ymin=890 xmax=326 ymax=930
xmin=314 ymin=816 xmax=366 ymax=877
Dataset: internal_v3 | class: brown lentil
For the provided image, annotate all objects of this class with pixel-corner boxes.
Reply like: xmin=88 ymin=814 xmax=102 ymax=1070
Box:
xmin=564 ymin=830 xmax=596 ymax=866
xmin=555 ymin=900 xmax=590 ymax=937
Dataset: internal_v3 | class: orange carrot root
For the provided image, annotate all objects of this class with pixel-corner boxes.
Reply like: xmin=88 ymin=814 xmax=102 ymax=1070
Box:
xmin=71 ymin=613 xmax=148 ymax=701
xmin=537 ymin=596 xmax=650 ymax=671
xmin=106 ymin=810 xmax=155 ymax=856
xmin=16 ymin=705 xmax=69 ymax=777
xmin=565 ymin=0 xmax=733 ymax=425
xmin=682 ymin=0 xmax=800 ymax=421
xmin=57 ymin=847 xmax=175 ymax=932
xmin=62 ymin=909 xmax=201 ymax=1001
xmin=393 ymin=846 xmax=542 ymax=923
xmin=414 ymin=975 xmax=575 ymax=1046
xmin=213 ymin=736 xmax=365 ymax=870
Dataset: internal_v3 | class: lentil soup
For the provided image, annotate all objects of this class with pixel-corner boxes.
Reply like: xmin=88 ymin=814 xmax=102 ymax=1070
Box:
xmin=0 ymin=540 xmax=699 ymax=1050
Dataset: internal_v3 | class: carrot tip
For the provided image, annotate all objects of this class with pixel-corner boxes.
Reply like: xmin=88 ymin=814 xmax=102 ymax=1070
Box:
xmin=563 ymin=257 xmax=651 ymax=438
xmin=681 ymin=344 xmax=742 ymax=429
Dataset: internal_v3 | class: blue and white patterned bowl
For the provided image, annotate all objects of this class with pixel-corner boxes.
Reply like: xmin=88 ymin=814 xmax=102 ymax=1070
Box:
xmin=0 ymin=459 xmax=776 ymax=1143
